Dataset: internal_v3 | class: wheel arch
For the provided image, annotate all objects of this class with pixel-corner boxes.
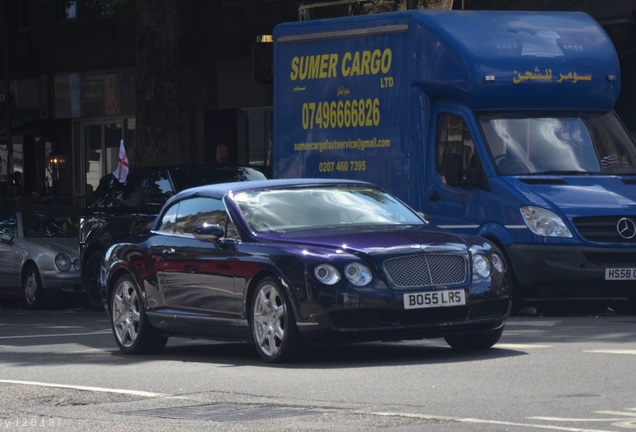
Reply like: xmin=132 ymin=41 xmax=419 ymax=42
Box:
xmin=481 ymin=234 xmax=524 ymax=314
xmin=105 ymin=266 xmax=146 ymax=314
xmin=244 ymin=269 xmax=300 ymax=325
xmin=81 ymin=242 xmax=104 ymax=277
xmin=20 ymin=259 xmax=39 ymax=280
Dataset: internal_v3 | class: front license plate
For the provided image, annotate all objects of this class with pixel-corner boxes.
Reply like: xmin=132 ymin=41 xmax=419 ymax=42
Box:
xmin=403 ymin=289 xmax=466 ymax=310
xmin=605 ymin=268 xmax=636 ymax=280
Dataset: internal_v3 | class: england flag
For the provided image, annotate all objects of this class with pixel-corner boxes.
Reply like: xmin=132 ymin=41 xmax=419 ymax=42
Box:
xmin=113 ymin=140 xmax=129 ymax=183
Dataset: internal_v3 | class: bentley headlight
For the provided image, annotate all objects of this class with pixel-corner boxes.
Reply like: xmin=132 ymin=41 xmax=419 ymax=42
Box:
xmin=55 ymin=253 xmax=72 ymax=272
xmin=344 ymin=263 xmax=372 ymax=286
xmin=491 ymin=253 xmax=505 ymax=273
xmin=520 ymin=206 xmax=572 ymax=238
xmin=473 ymin=253 xmax=491 ymax=278
xmin=314 ymin=264 xmax=340 ymax=285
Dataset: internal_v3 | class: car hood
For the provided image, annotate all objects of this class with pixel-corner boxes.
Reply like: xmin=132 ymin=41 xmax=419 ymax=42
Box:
xmin=504 ymin=176 xmax=636 ymax=219
xmin=24 ymin=237 xmax=80 ymax=257
xmin=265 ymin=225 xmax=479 ymax=256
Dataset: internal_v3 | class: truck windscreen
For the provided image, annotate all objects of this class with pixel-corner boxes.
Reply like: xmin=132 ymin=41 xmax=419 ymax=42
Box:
xmin=479 ymin=112 xmax=636 ymax=176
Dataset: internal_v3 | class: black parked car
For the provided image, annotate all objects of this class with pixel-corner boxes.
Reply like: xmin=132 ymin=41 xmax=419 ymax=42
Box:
xmin=80 ymin=165 xmax=267 ymax=308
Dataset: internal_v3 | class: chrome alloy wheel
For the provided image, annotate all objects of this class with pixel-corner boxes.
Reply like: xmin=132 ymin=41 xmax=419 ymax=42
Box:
xmin=112 ymin=279 xmax=141 ymax=349
xmin=252 ymin=282 xmax=287 ymax=357
xmin=24 ymin=272 xmax=39 ymax=305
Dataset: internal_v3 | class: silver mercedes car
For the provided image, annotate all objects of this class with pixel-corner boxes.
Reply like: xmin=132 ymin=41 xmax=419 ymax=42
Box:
xmin=0 ymin=205 xmax=82 ymax=308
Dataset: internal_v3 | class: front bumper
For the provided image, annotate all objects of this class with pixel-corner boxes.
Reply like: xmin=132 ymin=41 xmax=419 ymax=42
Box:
xmin=506 ymin=244 xmax=636 ymax=297
xmin=296 ymin=294 xmax=510 ymax=343
xmin=41 ymin=271 xmax=83 ymax=293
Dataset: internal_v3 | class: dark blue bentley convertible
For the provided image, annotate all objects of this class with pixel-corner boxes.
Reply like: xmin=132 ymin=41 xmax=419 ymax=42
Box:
xmin=101 ymin=179 xmax=510 ymax=363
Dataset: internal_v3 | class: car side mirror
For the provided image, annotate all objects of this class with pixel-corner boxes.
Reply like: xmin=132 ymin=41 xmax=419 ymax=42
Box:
xmin=192 ymin=223 xmax=224 ymax=242
xmin=0 ymin=232 xmax=15 ymax=244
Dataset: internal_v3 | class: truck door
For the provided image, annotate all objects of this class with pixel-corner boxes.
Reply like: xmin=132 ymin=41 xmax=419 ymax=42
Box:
xmin=424 ymin=111 xmax=488 ymax=234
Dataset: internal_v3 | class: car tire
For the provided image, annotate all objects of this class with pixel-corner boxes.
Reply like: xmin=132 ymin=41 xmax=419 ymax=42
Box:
xmin=444 ymin=327 xmax=504 ymax=350
xmin=110 ymin=274 xmax=167 ymax=354
xmin=84 ymin=251 xmax=104 ymax=311
xmin=250 ymin=277 xmax=302 ymax=363
xmin=22 ymin=264 xmax=45 ymax=309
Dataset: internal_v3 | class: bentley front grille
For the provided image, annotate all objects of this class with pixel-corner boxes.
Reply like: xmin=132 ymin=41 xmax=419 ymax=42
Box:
xmin=383 ymin=254 xmax=467 ymax=288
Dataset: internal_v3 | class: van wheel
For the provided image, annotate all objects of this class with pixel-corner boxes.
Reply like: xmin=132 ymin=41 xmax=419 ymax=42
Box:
xmin=626 ymin=295 xmax=636 ymax=314
xmin=508 ymin=275 xmax=525 ymax=315
xmin=487 ymin=241 xmax=524 ymax=315
xmin=445 ymin=327 xmax=503 ymax=350
xmin=110 ymin=274 xmax=167 ymax=354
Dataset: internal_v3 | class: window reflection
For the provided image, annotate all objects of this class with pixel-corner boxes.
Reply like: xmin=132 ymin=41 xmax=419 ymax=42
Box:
xmin=234 ymin=186 xmax=423 ymax=234
xmin=480 ymin=112 xmax=636 ymax=175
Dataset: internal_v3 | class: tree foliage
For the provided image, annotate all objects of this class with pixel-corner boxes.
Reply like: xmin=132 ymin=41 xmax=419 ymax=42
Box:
xmin=366 ymin=0 xmax=453 ymax=12
xmin=300 ymin=0 xmax=453 ymax=20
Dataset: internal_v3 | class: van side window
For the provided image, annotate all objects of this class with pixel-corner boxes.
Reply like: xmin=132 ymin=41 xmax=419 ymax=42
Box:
xmin=436 ymin=114 xmax=480 ymax=185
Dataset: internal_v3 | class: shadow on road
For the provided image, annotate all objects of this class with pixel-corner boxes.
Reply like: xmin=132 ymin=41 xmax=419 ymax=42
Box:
xmin=0 ymin=295 xmax=633 ymax=369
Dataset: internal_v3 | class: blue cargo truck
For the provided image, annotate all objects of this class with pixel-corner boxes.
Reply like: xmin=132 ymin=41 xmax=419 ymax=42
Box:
xmin=273 ymin=10 xmax=636 ymax=308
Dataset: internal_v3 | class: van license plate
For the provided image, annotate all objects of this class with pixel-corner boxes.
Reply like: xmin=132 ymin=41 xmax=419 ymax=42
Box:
xmin=605 ymin=268 xmax=636 ymax=280
xmin=403 ymin=289 xmax=466 ymax=310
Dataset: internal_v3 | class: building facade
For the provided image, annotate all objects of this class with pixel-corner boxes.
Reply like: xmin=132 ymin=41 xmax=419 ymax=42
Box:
xmin=1 ymin=0 xmax=634 ymax=204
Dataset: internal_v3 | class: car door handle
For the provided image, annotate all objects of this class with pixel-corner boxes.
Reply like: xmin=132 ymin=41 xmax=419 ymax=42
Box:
xmin=162 ymin=248 xmax=176 ymax=256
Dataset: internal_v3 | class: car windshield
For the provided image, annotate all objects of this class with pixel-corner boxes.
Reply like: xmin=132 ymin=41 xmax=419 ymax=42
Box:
xmin=479 ymin=111 xmax=636 ymax=175
xmin=233 ymin=185 xmax=424 ymax=234
xmin=22 ymin=210 xmax=80 ymax=238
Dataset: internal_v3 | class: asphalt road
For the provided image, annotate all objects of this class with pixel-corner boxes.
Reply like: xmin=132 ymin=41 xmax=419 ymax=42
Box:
xmin=0 ymin=298 xmax=635 ymax=431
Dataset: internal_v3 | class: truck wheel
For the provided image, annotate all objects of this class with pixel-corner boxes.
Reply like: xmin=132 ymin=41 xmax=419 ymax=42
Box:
xmin=250 ymin=277 xmax=302 ymax=363
xmin=445 ymin=327 xmax=503 ymax=350
xmin=22 ymin=264 xmax=45 ymax=309
xmin=110 ymin=274 xmax=167 ymax=354
xmin=508 ymin=275 xmax=525 ymax=315
xmin=84 ymin=251 xmax=104 ymax=311
xmin=626 ymin=295 xmax=636 ymax=314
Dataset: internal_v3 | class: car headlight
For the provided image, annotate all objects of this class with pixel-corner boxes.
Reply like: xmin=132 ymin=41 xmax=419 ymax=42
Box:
xmin=344 ymin=263 xmax=372 ymax=286
xmin=314 ymin=264 xmax=340 ymax=285
xmin=73 ymin=259 xmax=80 ymax=272
xmin=520 ymin=206 xmax=572 ymax=238
xmin=472 ymin=253 xmax=491 ymax=278
xmin=491 ymin=252 xmax=505 ymax=273
xmin=55 ymin=253 xmax=72 ymax=272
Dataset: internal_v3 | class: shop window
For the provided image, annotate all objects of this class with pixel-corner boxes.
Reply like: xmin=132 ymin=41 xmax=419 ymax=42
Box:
xmin=60 ymin=1 xmax=78 ymax=21
xmin=94 ymin=3 xmax=114 ymax=18
xmin=244 ymin=108 xmax=272 ymax=168
xmin=9 ymin=0 xmax=29 ymax=31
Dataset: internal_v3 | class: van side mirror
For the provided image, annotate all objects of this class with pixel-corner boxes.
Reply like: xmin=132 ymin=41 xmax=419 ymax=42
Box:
xmin=443 ymin=153 xmax=463 ymax=186
xmin=443 ymin=153 xmax=484 ymax=187
xmin=467 ymin=154 xmax=482 ymax=184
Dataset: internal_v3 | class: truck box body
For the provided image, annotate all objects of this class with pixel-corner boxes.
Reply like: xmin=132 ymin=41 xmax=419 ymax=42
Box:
xmin=273 ymin=10 xmax=636 ymax=305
